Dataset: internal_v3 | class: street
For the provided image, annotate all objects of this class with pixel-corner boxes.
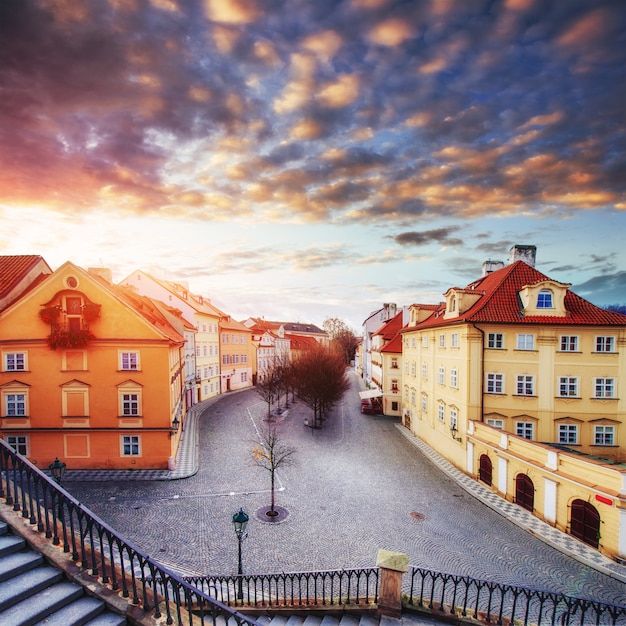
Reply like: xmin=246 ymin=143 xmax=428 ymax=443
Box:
xmin=65 ymin=371 xmax=626 ymax=605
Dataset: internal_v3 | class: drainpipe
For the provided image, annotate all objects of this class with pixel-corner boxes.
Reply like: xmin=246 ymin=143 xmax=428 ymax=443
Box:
xmin=471 ymin=323 xmax=485 ymax=422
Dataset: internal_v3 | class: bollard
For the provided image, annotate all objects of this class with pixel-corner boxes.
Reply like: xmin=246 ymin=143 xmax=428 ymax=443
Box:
xmin=376 ymin=549 xmax=408 ymax=618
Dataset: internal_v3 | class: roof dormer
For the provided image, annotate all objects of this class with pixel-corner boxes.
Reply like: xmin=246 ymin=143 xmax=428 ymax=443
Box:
xmin=518 ymin=279 xmax=570 ymax=317
xmin=443 ymin=288 xmax=482 ymax=319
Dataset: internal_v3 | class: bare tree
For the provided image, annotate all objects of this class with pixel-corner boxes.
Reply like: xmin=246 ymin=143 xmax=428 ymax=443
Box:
xmin=254 ymin=359 xmax=281 ymax=419
xmin=293 ymin=344 xmax=350 ymax=428
xmin=252 ymin=424 xmax=297 ymax=517
xmin=323 ymin=316 xmax=360 ymax=364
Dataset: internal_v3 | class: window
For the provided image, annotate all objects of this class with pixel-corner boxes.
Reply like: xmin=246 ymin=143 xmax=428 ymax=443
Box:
xmin=222 ymin=354 xmax=231 ymax=365
xmin=486 ymin=418 xmax=504 ymax=429
xmin=439 ymin=334 xmax=445 ymax=348
xmin=560 ymin=336 xmax=578 ymax=352
xmin=487 ymin=333 xmax=504 ymax=349
xmin=241 ymin=354 xmax=247 ymax=364
xmin=594 ymin=425 xmax=615 ymax=446
xmin=122 ymin=393 xmax=139 ymax=416
xmin=438 ymin=366 xmax=445 ymax=385
xmin=486 ymin=373 xmax=504 ymax=394
xmin=391 ymin=357 xmax=398 ymax=369
xmin=411 ymin=390 xmax=416 ymax=405
xmin=422 ymin=336 xmax=428 ymax=348
xmin=594 ymin=378 xmax=615 ymax=398
xmin=595 ymin=336 xmax=615 ymax=353
xmin=6 ymin=393 xmax=26 ymax=416
xmin=203 ymin=346 xmax=208 ymax=356
xmin=4 ymin=352 xmax=26 ymax=371
xmin=421 ymin=394 xmax=427 ymax=412
xmin=558 ymin=424 xmax=578 ymax=444
xmin=120 ymin=352 xmax=139 ymax=370
xmin=537 ymin=289 xmax=553 ymax=308
xmin=122 ymin=435 xmax=140 ymax=456
xmin=450 ymin=368 xmax=458 ymax=388
xmin=438 ymin=403 xmax=445 ymax=422
xmin=451 ymin=333 xmax=459 ymax=348
xmin=232 ymin=354 xmax=239 ymax=364
xmin=516 ymin=375 xmax=534 ymax=396
xmin=516 ymin=422 xmax=534 ymax=440
xmin=196 ymin=346 xmax=201 ymax=357
xmin=240 ymin=371 xmax=248 ymax=382
xmin=421 ymin=364 xmax=427 ymax=379
xmin=221 ymin=333 xmax=229 ymax=343
xmin=411 ymin=361 xmax=416 ymax=376
xmin=517 ymin=334 xmax=535 ymax=350
xmin=391 ymin=379 xmax=398 ymax=392
xmin=558 ymin=377 xmax=578 ymax=397
xmin=450 ymin=409 xmax=458 ymax=430
xmin=6 ymin=435 xmax=28 ymax=456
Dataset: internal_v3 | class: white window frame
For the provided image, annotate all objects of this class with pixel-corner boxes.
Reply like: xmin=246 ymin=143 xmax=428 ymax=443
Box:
xmin=421 ymin=394 xmax=427 ymax=412
xmin=4 ymin=352 xmax=27 ymax=371
xmin=121 ymin=393 xmax=140 ymax=416
xmin=517 ymin=334 xmax=535 ymax=350
xmin=595 ymin=336 xmax=615 ymax=353
xmin=421 ymin=363 xmax=427 ymax=379
xmin=121 ymin=435 xmax=141 ymax=456
xmin=516 ymin=375 xmax=534 ymax=396
xmin=486 ymin=373 xmax=504 ymax=394
xmin=6 ymin=435 xmax=28 ymax=455
xmin=558 ymin=423 xmax=578 ymax=444
xmin=594 ymin=425 xmax=615 ymax=446
xmin=594 ymin=378 xmax=615 ymax=399
xmin=5 ymin=393 xmax=26 ymax=417
xmin=486 ymin=418 xmax=504 ymax=429
xmin=120 ymin=351 xmax=139 ymax=371
xmin=438 ymin=403 xmax=445 ymax=422
xmin=559 ymin=335 xmax=579 ymax=352
xmin=439 ymin=334 xmax=445 ymax=348
xmin=449 ymin=408 xmax=458 ymax=430
xmin=537 ymin=289 xmax=553 ymax=308
xmin=422 ymin=335 xmax=428 ymax=348
xmin=487 ymin=333 xmax=504 ymax=349
xmin=558 ymin=376 xmax=578 ymax=397
xmin=516 ymin=421 xmax=534 ymax=440
xmin=450 ymin=368 xmax=458 ymax=389
xmin=451 ymin=333 xmax=459 ymax=348
xmin=437 ymin=366 xmax=445 ymax=385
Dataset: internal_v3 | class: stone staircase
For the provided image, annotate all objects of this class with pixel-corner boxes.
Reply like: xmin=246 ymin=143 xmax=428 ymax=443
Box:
xmin=256 ymin=614 xmax=441 ymax=626
xmin=0 ymin=520 xmax=126 ymax=626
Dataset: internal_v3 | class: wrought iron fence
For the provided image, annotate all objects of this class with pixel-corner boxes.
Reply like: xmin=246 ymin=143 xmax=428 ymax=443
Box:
xmin=406 ymin=565 xmax=626 ymax=625
xmin=185 ymin=567 xmax=379 ymax=609
xmin=0 ymin=439 xmax=261 ymax=626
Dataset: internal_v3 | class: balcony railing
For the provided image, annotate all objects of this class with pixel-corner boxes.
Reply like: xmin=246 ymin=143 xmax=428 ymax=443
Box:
xmin=185 ymin=568 xmax=379 ymax=610
xmin=405 ymin=565 xmax=626 ymax=626
xmin=0 ymin=439 xmax=261 ymax=626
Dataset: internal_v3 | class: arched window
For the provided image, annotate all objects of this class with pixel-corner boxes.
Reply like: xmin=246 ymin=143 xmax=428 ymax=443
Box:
xmin=537 ymin=289 xmax=553 ymax=308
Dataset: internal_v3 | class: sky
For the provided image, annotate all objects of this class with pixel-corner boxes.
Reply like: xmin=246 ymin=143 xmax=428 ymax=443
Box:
xmin=1 ymin=0 xmax=625 ymax=330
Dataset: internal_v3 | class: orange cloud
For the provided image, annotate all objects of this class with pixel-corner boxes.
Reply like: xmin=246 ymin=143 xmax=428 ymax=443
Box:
xmin=204 ymin=0 xmax=261 ymax=24
xmin=368 ymin=18 xmax=415 ymax=46
xmin=318 ymin=74 xmax=360 ymax=108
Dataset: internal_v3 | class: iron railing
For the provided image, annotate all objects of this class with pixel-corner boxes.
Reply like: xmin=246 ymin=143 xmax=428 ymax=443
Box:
xmin=406 ymin=565 xmax=626 ymax=625
xmin=185 ymin=568 xmax=379 ymax=609
xmin=0 ymin=439 xmax=261 ymax=626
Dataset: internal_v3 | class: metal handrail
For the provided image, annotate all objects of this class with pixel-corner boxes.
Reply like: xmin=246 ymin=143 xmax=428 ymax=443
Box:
xmin=0 ymin=439 xmax=261 ymax=626
xmin=406 ymin=565 xmax=626 ymax=625
xmin=185 ymin=567 xmax=379 ymax=609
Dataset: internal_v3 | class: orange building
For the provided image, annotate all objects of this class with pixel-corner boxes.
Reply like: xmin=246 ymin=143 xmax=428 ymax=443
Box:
xmin=0 ymin=260 xmax=185 ymax=471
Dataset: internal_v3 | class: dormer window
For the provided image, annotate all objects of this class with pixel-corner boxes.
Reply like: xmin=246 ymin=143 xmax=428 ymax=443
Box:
xmin=451 ymin=297 xmax=456 ymax=312
xmin=537 ymin=289 xmax=553 ymax=309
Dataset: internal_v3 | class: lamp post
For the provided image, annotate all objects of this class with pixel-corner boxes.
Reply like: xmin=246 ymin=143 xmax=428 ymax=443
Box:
xmin=48 ymin=457 xmax=66 ymax=483
xmin=231 ymin=508 xmax=249 ymax=600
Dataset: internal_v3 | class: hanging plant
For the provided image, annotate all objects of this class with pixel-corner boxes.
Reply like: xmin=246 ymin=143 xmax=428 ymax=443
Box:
xmin=81 ymin=302 xmax=101 ymax=322
xmin=38 ymin=305 xmax=61 ymax=325
xmin=47 ymin=328 xmax=95 ymax=350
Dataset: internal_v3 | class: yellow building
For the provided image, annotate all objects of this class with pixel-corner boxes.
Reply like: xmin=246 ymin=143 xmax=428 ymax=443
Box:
xmin=0 ymin=261 xmax=185 ymax=471
xmin=219 ymin=316 xmax=254 ymax=392
xmin=401 ymin=246 xmax=626 ymax=560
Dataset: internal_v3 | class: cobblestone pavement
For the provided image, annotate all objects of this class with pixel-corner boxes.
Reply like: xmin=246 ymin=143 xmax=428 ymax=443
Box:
xmin=64 ymin=372 xmax=626 ymax=606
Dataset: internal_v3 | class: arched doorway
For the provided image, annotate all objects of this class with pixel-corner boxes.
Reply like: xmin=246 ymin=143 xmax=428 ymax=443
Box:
xmin=515 ymin=474 xmax=534 ymax=512
xmin=570 ymin=499 xmax=600 ymax=548
xmin=478 ymin=454 xmax=492 ymax=486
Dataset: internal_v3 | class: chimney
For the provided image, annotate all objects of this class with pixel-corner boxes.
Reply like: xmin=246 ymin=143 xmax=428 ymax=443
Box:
xmin=509 ymin=245 xmax=536 ymax=267
xmin=482 ymin=260 xmax=505 ymax=276
xmin=382 ymin=303 xmax=397 ymax=322
xmin=88 ymin=267 xmax=113 ymax=283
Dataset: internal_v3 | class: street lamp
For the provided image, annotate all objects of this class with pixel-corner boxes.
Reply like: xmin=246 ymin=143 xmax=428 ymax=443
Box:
xmin=48 ymin=457 xmax=66 ymax=483
xmin=231 ymin=508 xmax=249 ymax=600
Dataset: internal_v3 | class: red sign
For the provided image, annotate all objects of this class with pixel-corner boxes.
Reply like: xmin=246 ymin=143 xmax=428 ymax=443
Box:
xmin=595 ymin=494 xmax=613 ymax=507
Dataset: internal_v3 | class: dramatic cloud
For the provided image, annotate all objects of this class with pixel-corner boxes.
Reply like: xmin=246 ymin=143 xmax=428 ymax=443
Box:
xmin=392 ymin=228 xmax=463 ymax=247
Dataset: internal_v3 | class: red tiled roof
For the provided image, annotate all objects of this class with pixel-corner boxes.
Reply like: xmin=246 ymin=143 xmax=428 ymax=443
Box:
xmin=373 ymin=311 xmax=403 ymax=339
xmin=417 ymin=261 xmax=626 ymax=328
xmin=381 ymin=333 xmax=403 ymax=353
xmin=0 ymin=255 xmax=52 ymax=305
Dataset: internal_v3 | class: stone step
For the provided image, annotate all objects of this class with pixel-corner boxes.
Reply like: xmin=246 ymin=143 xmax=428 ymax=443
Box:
xmin=0 ymin=524 xmax=127 ymax=625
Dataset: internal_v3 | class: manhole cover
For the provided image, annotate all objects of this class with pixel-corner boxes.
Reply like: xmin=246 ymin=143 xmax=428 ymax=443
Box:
xmin=410 ymin=511 xmax=425 ymax=520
